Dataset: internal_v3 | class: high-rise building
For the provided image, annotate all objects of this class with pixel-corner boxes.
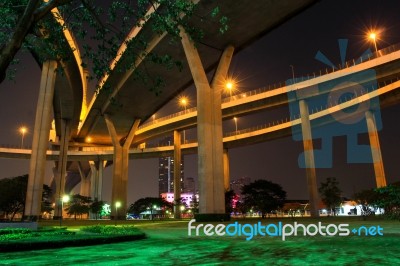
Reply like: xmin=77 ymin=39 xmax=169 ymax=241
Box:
xmin=183 ymin=177 xmax=195 ymax=193
xmin=158 ymin=137 xmax=184 ymax=195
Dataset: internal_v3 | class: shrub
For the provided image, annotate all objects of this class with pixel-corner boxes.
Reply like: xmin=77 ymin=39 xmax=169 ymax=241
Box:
xmin=80 ymin=225 xmax=139 ymax=235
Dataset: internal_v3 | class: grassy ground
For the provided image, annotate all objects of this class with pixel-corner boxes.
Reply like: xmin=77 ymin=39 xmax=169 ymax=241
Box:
xmin=0 ymin=216 xmax=399 ymax=265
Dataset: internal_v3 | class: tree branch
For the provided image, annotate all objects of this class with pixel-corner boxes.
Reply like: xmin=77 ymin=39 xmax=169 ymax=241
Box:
xmin=0 ymin=0 xmax=41 ymax=83
xmin=33 ymin=0 xmax=73 ymax=22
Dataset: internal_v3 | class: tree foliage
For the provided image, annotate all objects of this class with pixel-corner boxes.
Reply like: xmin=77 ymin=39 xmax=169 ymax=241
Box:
xmin=89 ymin=198 xmax=105 ymax=220
xmin=0 ymin=0 xmax=228 ymax=94
xmin=0 ymin=174 xmax=52 ymax=220
xmin=41 ymin=184 xmax=54 ymax=215
xmin=65 ymin=193 xmax=92 ymax=220
xmin=128 ymin=197 xmax=172 ymax=215
xmin=354 ymin=188 xmax=379 ymax=218
xmin=241 ymin=179 xmax=286 ymax=218
xmin=0 ymin=174 xmax=28 ymax=220
xmin=225 ymin=189 xmax=235 ymax=214
xmin=319 ymin=177 xmax=342 ymax=216
xmin=373 ymin=182 xmax=400 ymax=220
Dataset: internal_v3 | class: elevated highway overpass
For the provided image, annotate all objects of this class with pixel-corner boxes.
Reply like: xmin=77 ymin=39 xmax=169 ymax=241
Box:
xmin=23 ymin=0 xmax=397 ymax=220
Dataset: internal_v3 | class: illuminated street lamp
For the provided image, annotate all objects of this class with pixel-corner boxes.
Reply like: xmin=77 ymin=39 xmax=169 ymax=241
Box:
xmin=19 ymin=126 xmax=27 ymax=148
xmin=226 ymin=81 xmax=234 ymax=99
xmin=179 ymin=97 xmax=188 ymax=143
xmin=233 ymin=117 xmax=238 ymax=134
xmin=115 ymin=201 xmax=121 ymax=224
xmin=60 ymin=194 xmax=70 ymax=227
xmin=369 ymin=32 xmax=378 ymax=53
xmin=180 ymin=97 xmax=188 ymax=111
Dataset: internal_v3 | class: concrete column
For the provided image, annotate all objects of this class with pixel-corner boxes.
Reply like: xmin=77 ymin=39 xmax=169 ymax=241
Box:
xmin=173 ymin=130 xmax=182 ymax=219
xmin=180 ymin=26 xmax=234 ymax=216
xmin=78 ymin=162 xmax=90 ymax=197
xmin=180 ymin=27 xmax=214 ymax=214
xmin=365 ymin=111 xmax=386 ymax=187
xmin=24 ymin=60 xmax=57 ymax=221
xmin=210 ymin=45 xmax=234 ymax=212
xmin=89 ymin=160 xmax=104 ymax=201
xmin=89 ymin=160 xmax=104 ymax=219
xmin=223 ymin=149 xmax=230 ymax=191
xmin=105 ymin=115 xmax=140 ymax=220
xmin=299 ymin=100 xmax=319 ymax=217
xmin=54 ymin=119 xmax=70 ymax=219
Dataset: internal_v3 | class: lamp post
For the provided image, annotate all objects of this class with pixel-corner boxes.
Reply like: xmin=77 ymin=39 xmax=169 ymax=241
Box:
xmin=60 ymin=195 xmax=70 ymax=227
xmin=289 ymin=65 xmax=295 ymax=81
xmin=115 ymin=201 xmax=121 ymax=225
xmin=180 ymin=97 xmax=188 ymax=143
xmin=233 ymin=117 xmax=238 ymax=134
xmin=369 ymin=32 xmax=378 ymax=54
xmin=153 ymin=205 xmax=158 ymax=221
xmin=19 ymin=127 xmax=27 ymax=149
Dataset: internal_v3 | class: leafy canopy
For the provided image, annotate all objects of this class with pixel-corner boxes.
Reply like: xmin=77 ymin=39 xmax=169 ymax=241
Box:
xmin=241 ymin=179 xmax=286 ymax=217
xmin=0 ymin=0 xmax=228 ymax=96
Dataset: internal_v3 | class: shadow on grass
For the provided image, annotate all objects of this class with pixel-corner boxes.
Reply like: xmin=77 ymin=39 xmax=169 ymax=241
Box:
xmin=0 ymin=226 xmax=146 ymax=253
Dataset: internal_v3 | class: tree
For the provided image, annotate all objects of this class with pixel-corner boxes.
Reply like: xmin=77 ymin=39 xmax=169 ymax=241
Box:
xmin=241 ymin=179 xmax=286 ymax=218
xmin=0 ymin=174 xmax=53 ymax=220
xmin=41 ymin=184 xmax=54 ymax=217
xmin=191 ymin=195 xmax=199 ymax=214
xmin=0 ymin=174 xmax=28 ymax=220
xmin=128 ymin=197 xmax=172 ymax=217
xmin=354 ymin=188 xmax=378 ymax=219
xmin=225 ymin=189 xmax=236 ymax=214
xmin=373 ymin=182 xmax=400 ymax=220
xmin=65 ymin=194 xmax=92 ymax=220
xmin=319 ymin=177 xmax=342 ymax=216
xmin=89 ymin=198 xmax=105 ymax=220
xmin=0 ymin=0 xmax=227 ymax=88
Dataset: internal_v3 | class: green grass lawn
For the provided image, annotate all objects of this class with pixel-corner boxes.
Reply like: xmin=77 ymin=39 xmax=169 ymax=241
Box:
xmin=1 ymin=216 xmax=399 ymax=265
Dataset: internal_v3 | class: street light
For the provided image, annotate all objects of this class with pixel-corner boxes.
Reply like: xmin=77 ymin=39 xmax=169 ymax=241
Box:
xmin=369 ymin=32 xmax=378 ymax=53
xmin=153 ymin=205 xmax=158 ymax=221
xmin=289 ymin=65 xmax=295 ymax=81
xmin=179 ymin=97 xmax=188 ymax=143
xmin=233 ymin=117 xmax=238 ymax=134
xmin=180 ymin=205 xmax=185 ymax=217
xmin=226 ymin=81 xmax=234 ymax=100
xmin=60 ymin=194 xmax=70 ymax=227
xmin=19 ymin=126 xmax=27 ymax=149
xmin=179 ymin=97 xmax=188 ymax=111
xmin=115 ymin=201 xmax=121 ymax=224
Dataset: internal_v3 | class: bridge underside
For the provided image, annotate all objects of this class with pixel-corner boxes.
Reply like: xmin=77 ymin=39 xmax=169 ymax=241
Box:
xmin=77 ymin=0 xmax=318 ymax=145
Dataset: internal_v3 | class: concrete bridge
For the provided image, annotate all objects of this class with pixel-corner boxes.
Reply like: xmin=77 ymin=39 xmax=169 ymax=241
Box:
xmin=17 ymin=0 xmax=400 ymax=220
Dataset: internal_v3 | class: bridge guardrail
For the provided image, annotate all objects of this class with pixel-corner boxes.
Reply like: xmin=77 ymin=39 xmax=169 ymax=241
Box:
xmin=138 ymin=43 xmax=400 ymax=130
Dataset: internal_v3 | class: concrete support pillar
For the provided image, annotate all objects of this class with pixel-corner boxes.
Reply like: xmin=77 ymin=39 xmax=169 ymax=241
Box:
xmin=365 ymin=111 xmax=386 ymax=187
xmin=223 ymin=149 xmax=230 ymax=191
xmin=104 ymin=115 xmax=140 ymax=220
xmin=54 ymin=119 xmax=71 ymax=219
xmin=89 ymin=160 xmax=104 ymax=219
xmin=299 ymin=100 xmax=319 ymax=217
xmin=180 ymin=26 xmax=234 ymax=215
xmin=24 ymin=60 xmax=57 ymax=221
xmin=78 ymin=162 xmax=90 ymax=197
xmin=89 ymin=161 xmax=104 ymax=200
xmin=173 ymin=130 xmax=182 ymax=219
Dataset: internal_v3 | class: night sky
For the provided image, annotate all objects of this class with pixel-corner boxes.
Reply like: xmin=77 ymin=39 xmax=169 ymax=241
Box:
xmin=1 ymin=0 xmax=400 ymax=205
